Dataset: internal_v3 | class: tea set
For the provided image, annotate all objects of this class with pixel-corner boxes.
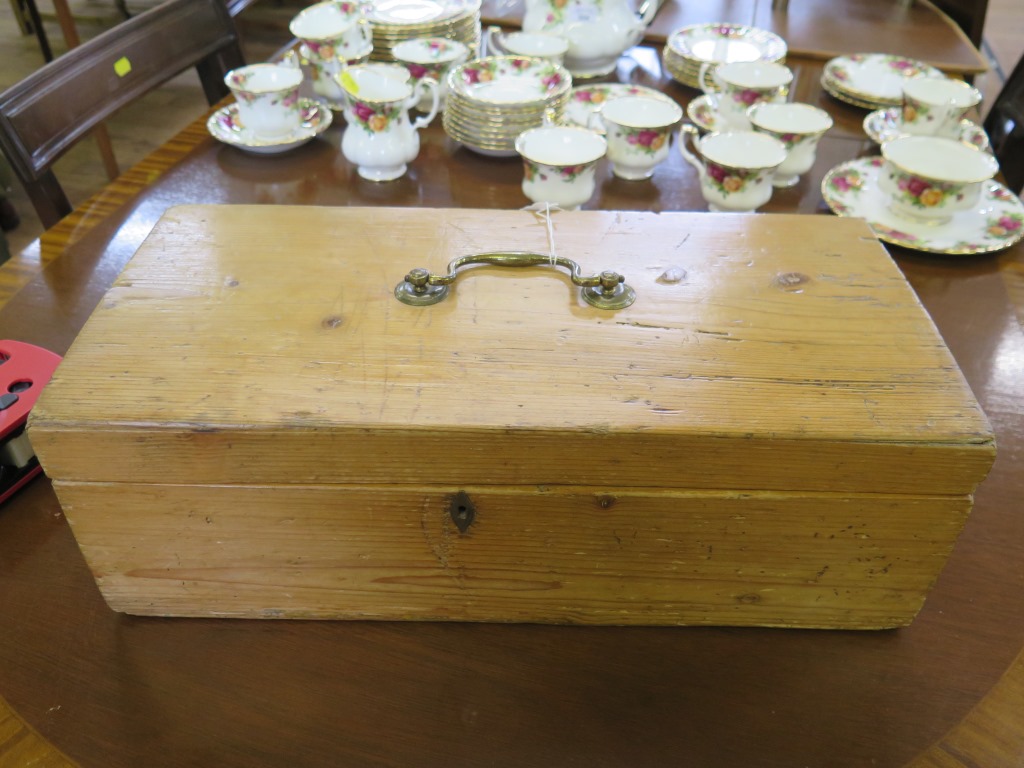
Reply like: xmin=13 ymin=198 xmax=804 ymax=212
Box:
xmin=204 ymin=3 xmax=1023 ymax=255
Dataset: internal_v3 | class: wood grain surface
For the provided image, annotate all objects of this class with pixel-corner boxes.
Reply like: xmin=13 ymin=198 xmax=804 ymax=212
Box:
xmin=1 ymin=17 xmax=1024 ymax=767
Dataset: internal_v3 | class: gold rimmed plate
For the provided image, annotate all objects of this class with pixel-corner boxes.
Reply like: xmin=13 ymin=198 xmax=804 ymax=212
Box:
xmin=821 ymin=157 xmax=1024 ymax=256
xmin=447 ymin=56 xmax=571 ymax=107
xmin=822 ymin=53 xmax=943 ymax=108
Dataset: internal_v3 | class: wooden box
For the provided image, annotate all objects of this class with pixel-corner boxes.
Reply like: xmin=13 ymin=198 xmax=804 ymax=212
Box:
xmin=29 ymin=206 xmax=995 ymax=629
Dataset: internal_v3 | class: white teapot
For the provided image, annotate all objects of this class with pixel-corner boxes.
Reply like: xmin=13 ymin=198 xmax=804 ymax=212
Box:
xmin=522 ymin=0 xmax=656 ymax=77
xmin=339 ymin=65 xmax=439 ymax=182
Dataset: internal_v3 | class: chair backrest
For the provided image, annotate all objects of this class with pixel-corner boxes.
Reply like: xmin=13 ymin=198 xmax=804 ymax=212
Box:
xmin=985 ymin=52 xmax=1024 ymax=194
xmin=0 ymin=0 xmax=245 ymax=229
xmin=929 ymin=0 xmax=989 ymax=48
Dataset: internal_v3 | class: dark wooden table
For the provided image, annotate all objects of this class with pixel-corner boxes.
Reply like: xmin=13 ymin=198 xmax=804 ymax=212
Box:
xmin=1 ymin=39 xmax=1023 ymax=768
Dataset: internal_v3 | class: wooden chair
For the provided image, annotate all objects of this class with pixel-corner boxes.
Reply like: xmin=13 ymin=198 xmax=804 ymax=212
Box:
xmin=0 ymin=0 xmax=245 ymax=229
xmin=927 ymin=0 xmax=989 ymax=49
xmin=985 ymin=52 xmax=1024 ymax=194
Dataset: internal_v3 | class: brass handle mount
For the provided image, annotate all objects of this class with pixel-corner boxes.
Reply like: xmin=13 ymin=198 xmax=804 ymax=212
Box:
xmin=394 ymin=251 xmax=636 ymax=310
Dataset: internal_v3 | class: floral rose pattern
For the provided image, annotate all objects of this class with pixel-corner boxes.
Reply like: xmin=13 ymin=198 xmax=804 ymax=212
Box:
xmin=986 ymin=213 xmax=1023 ymax=239
xmin=524 ymin=160 xmax=591 ymax=183
xmin=460 ymin=60 xmax=563 ymax=97
xmin=706 ymin=162 xmax=760 ymax=196
xmin=616 ymin=127 xmax=667 ymax=155
xmin=539 ymin=0 xmax=601 ymax=30
xmin=350 ymin=100 xmax=400 ymax=133
xmin=827 ymin=167 xmax=864 ymax=194
xmin=889 ymin=171 xmax=964 ymax=210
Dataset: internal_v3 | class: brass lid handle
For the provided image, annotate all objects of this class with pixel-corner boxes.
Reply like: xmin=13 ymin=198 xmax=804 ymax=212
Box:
xmin=394 ymin=251 xmax=636 ymax=310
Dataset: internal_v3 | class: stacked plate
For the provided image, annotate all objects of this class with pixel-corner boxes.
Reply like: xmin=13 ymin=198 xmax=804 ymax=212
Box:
xmin=443 ymin=56 xmax=572 ymax=156
xmin=663 ymin=23 xmax=787 ymax=89
xmin=820 ymin=53 xmax=943 ymax=109
xmin=363 ymin=0 xmax=481 ymax=62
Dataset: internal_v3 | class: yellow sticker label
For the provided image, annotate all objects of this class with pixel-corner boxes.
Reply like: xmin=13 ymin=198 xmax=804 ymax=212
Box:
xmin=113 ymin=57 xmax=132 ymax=77
xmin=340 ymin=70 xmax=359 ymax=95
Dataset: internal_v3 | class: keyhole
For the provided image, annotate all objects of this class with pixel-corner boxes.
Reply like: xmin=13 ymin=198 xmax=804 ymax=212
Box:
xmin=448 ymin=491 xmax=475 ymax=534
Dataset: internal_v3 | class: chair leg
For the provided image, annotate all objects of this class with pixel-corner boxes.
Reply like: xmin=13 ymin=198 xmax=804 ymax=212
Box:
xmin=17 ymin=0 xmax=54 ymax=62
xmin=51 ymin=0 xmax=121 ymax=181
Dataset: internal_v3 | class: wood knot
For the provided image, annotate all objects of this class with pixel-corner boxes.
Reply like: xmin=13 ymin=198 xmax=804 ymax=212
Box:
xmin=737 ymin=593 xmax=761 ymax=604
xmin=656 ymin=267 xmax=687 ymax=284
xmin=596 ymin=495 xmax=617 ymax=510
xmin=776 ymin=272 xmax=810 ymax=290
xmin=321 ymin=315 xmax=344 ymax=329
xmin=224 ymin=277 xmax=240 ymax=288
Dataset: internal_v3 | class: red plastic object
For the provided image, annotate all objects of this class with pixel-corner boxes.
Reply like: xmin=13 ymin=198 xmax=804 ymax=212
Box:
xmin=0 ymin=340 xmax=62 ymax=505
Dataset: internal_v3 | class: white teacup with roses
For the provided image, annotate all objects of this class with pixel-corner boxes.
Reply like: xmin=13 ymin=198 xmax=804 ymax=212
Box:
xmin=747 ymin=102 xmax=833 ymax=188
xmin=290 ymin=0 xmax=372 ymax=101
xmin=699 ymin=61 xmax=793 ymax=131
xmin=391 ymin=37 xmax=470 ymax=111
xmin=879 ymin=135 xmax=998 ymax=224
xmin=678 ymin=125 xmax=787 ymax=212
xmin=224 ymin=63 xmax=304 ymax=139
xmin=593 ymin=95 xmax=682 ymax=180
xmin=515 ymin=125 xmax=607 ymax=209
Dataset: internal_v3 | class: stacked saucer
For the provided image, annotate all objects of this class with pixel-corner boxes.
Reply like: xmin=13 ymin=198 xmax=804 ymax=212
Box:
xmin=663 ymin=23 xmax=786 ymax=89
xmin=820 ymin=53 xmax=942 ymax=109
xmin=442 ymin=55 xmax=572 ymax=156
xmin=363 ymin=0 xmax=481 ymax=62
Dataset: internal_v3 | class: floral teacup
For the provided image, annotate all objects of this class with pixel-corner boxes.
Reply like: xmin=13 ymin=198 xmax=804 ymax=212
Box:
xmin=515 ymin=125 xmax=607 ymax=209
xmin=678 ymin=124 xmax=787 ymax=212
xmin=224 ymin=63 xmax=304 ymax=139
xmin=484 ymin=26 xmax=569 ymax=63
xmin=901 ymin=77 xmax=982 ymax=139
xmin=747 ymin=102 xmax=833 ymax=188
xmin=391 ymin=37 xmax=470 ymax=111
xmin=594 ymin=95 xmax=683 ymax=180
xmin=290 ymin=1 xmax=372 ymax=102
xmin=879 ymin=135 xmax=999 ymax=224
xmin=699 ymin=61 xmax=792 ymax=130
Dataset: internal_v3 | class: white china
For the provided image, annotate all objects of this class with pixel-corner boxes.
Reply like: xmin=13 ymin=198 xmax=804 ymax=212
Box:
xmin=224 ymin=63 xmax=305 ymax=139
xmin=597 ymin=95 xmax=682 ymax=180
xmin=339 ymin=64 xmax=440 ymax=181
xmin=663 ymin=23 xmax=787 ymax=89
xmin=206 ymin=99 xmax=332 ymax=154
xmin=290 ymin=1 xmax=371 ymax=62
xmin=879 ymin=135 xmax=999 ymax=224
xmin=862 ymin=107 xmax=990 ymax=151
xmin=515 ymin=125 xmax=607 ymax=209
xmin=442 ymin=56 xmax=571 ymax=155
xmin=900 ymin=77 xmax=982 ymax=138
xmin=392 ymin=37 xmax=469 ymax=110
xmin=287 ymin=45 xmax=373 ymax=107
xmin=699 ymin=60 xmax=792 ymax=130
xmin=363 ymin=0 xmax=482 ymax=63
xmin=822 ymin=156 xmax=1024 ymax=255
xmin=678 ymin=124 xmax=787 ymax=212
xmin=564 ymin=84 xmax=676 ymax=130
xmin=483 ymin=27 xmax=568 ymax=62
xmin=521 ymin=0 xmax=656 ymax=77
xmin=685 ymin=94 xmax=721 ymax=132
xmin=821 ymin=53 xmax=943 ymax=108
xmin=747 ymin=102 xmax=833 ymax=188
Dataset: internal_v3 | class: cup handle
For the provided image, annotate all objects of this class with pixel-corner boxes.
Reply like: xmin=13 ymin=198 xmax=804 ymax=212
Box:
xmin=697 ymin=62 xmax=720 ymax=110
xmin=357 ymin=19 xmax=372 ymax=49
xmin=677 ymin=124 xmax=705 ymax=178
xmin=586 ymin=105 xmax=605 ymax=133
xmin=411 ymin=78 xmax=440 ymax=129
xmin=482 ymin=25 xmax=504 ymax=58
